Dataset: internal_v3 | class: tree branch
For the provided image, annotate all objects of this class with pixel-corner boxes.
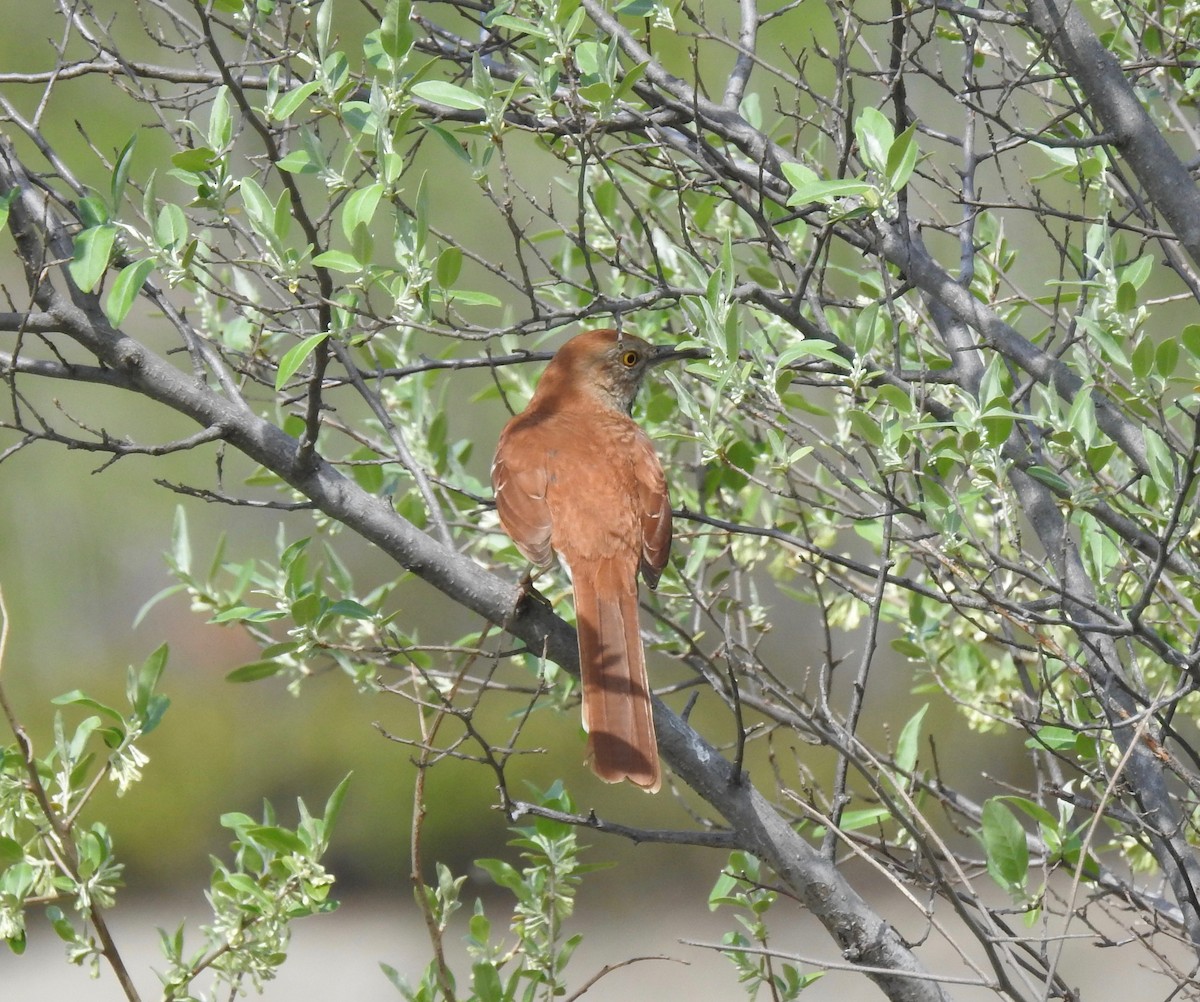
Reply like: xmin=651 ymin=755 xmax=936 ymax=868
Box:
xmin=1024 ymin=0 xmax=1200 ymax=269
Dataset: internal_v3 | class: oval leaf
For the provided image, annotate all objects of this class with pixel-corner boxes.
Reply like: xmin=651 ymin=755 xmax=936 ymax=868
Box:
xmin=312 ymin=249 xmax=364 ymax=273
xmin=894 ymin=702 xmax=929 ymax=774
xmin=981 ymin=798 xmax=1029 ymax=895
xmin=437 ymin=246 xmax=462 ymax=286
xmin=341 ymin=182 xmax=385 ymax=243
xmin=171 ymin=147 xmax=217 ymax=173
xmin=411 ymin=80 xmax=487 ymax=110
xmin=69 ymin=224 xmax=118 ymax=293
xmin=275 ymin=332 xmax=330 ymax=390
xmin=105 ymin=257 xmax=155 ymax=326
xmin=227 ymin=660 xmax=284 ymax=683
xmin=854 ymin=106 xmax=894 ymax=174
xmin=886 ymin=122 xmax=920 ymax=192
xmin=380 ymin=0 xmax=414 ymax=60
xmin=155 ymin=203 xmax=188 ymax=250
xmin=272 ymin=80 xmax=321 ymax=121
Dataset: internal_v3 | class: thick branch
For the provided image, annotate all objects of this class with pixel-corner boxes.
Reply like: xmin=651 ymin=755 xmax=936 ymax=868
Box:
xmin=1023 ymin=0 xmax=1200 ymax=269
xmin=874 ymin=223 xmax=1151 ymax=477
xmin=1009 ymin=462 xmax=1200 ymax=945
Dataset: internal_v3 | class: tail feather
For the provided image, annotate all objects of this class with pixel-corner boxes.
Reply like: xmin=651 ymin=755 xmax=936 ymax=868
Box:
xmin=572 ymin=559 xmax=660 ymax=792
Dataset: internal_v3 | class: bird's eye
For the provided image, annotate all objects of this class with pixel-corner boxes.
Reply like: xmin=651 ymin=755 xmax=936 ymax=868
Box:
xmin=620 ymin=350 xmax=640 ymax=367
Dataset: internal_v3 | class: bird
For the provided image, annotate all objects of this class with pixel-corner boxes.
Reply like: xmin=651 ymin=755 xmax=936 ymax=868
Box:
xmin=491 ymin=328 xmax=680 ymax=792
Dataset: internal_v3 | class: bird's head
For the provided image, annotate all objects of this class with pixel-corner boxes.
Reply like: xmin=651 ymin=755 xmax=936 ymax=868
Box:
xmin=541 ymin=328 xmax=685 ymax=414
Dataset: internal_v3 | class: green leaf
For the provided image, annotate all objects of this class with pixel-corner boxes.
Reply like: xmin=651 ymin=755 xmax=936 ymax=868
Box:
xmin=227 ymin=660 xmax=284 ymax=682
xmin=155 ymin=203 xmax=188 ymax=250
xmin=1181 ymin=323 xmax=1200 ymax=358
xmin=849 ymin=408 xmax=883 ymax=446
xmin=312 ymin=249 xmax=363 ymax=273
xmin=239 ymin=176 xmax=274 ymax=236
xmin=316 ymin=0 xmax=334 ymax=60
xmin=0 ymin=190 xmax=17 ymax=233
xmin=894 ymin=702 xmax=928 ymax=774
xmin=137 ymin=644 xmax=169 ymax=702
xmin=1027 ymin=724 xmax=1084 ymax=748
xmin=809 ymin=807 xmax=892 ymax=838
xmin=51 ymin=690 xmax=124 ymax=722
xmin=1116 ymin=280 xmax=1138 ymax=314
xmin=110 ymin=133 xmax=138 ymax=212
xmin=341 ymin=182 xmax=385 ymax=243
xmin=487 ymin=12 xmax=550 ymax=36
xmin=78 ymin=195 xmax=110 ymax=228
xmin=411 ymin=80 xmax=487 ymax=110
xmin=1025 ymin=465 xmax=1070 ymax=493
xmin=1144 ymin=427 xmax=1176 ymax=490
xmin=746 ymin=264 xmax=779 ymax=288
xmin=981 ymin=399 xmax=1015 ymax=447
xmin=1131 ymin=337 xmax=1156 ymax=382
xmin=272 ymin=80 xmax=321 ymax=121
xmin=171 ymin=504 xmax=191 ymax=575
xmin=1156 ymin=337 xmax=1179 ymax=378
xmin=781 ymin=162 xmax=871 ymax=206
xmin=291 ymin=592 xmax=321 ymax=626
xmin=323 ymin=773 xmax=352 ymax=835
xmin=246 ymin=825 xmax=307 ymax=854
xmin=46 ymin=905 xmax=76 ymax=944
xmin=105 ymin=257 xmax=155 ymax=326
xmin=1001 ymin=795 xmax=1058 ymax=829
xmin=133 ymin=583 xmax=184 ymax=629
xmin=1066 ymin=389 xmax=1096 ymax=444
xmin=171 ymin=147 xmax=218 ymax=173
xmin=0 ymin=835 xmax=23 ymax=869
xmin=380 ymin=0 xmax=413 ymax=60
xmin=270 ymin=192 xmax=291 ymax=247
xmin=276 ymin=332 xmax=330 ymax=390
xmin=886 ymin=122 xmax=920 ymax=192
xmin=436 ymin=246 xmax=462 ymax=286
xmin=854 ymin=106 xmax=894 ymax=174
xmin=836 ymin=806 xmax=892 ymax=831
xmin=421 ymin=122 xmax=472 ymax=163
xmin=351 ymin=219 xmax=372 ymax=265
xmin=472 ymin=962 xmax=504 ymax=1002
xmin=437 ymin=288 xmax=501 ymax=308
xmin=575 ymin=40 xmax=604 ymax=78
xmin=277 ymin=149 xmax=319 ymax=174
xmin=1122 ymin=253 xmax=1154 ymax=289
xmin=208 ymin=86 xmax=232 ymax=150
xmin=210 ymin=605 xmax=286 ymax=624
xmin=326 ymin=599 xmax=373 ymax=619
xmin=615 ymin=60 xmax=648 ymax=99
xmin=69 ymin=224 xmax=117 ymax=293
xmin=474 ymin=857 xmax=524 ymax=893
xmin=980 ymin=798 xmax=1029 ymax=895
xmin=708 ymin=865 xmax=741 ymax=908
xmin=783 ymin=339 xmax=852 ymax=378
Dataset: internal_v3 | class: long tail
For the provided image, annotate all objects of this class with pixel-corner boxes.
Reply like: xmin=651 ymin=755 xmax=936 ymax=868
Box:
xmin=572 ymin=558 xmax=661 ymax=792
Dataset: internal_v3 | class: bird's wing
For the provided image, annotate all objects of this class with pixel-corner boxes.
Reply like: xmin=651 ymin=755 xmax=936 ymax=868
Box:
xmin=633 ymin=429 xmax=672 ymax=588
xmin=492 ymin=428 xmax=555 ymax=568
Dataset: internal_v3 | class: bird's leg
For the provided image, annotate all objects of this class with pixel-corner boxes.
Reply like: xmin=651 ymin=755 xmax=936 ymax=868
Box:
xmin=512 ymin=565 xmax=553 ymax=616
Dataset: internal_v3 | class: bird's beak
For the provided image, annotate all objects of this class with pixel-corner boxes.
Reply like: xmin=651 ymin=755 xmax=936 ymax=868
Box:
xmin=649 ymin=343 xmax=705 ymax=365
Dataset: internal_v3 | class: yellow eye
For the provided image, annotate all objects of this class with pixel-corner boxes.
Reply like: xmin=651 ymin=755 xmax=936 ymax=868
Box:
xmin=620 ymin=350 xmax=640 ymax=367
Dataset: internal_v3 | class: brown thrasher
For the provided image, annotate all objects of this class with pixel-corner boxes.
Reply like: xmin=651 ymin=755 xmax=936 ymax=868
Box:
xmin=491 ymin=328 xmax=680 ymax=792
